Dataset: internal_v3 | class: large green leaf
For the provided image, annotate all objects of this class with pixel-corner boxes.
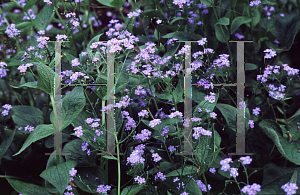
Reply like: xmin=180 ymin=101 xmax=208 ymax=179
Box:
xmin=0 ymin=129 xmax=16 ymax=165
xmin=62 ymin=139 xmax=97 ymax=167
xmin=96 ymin=0 xmax=125 ymax=9
xmin=35 ymin=62 xmax=55 ymax=95
xmin=121 ymin=185 xmax=145 ymax=195
xmin=258 ymin=119 xmax=300 ymax=165
xmin=214 ymin=23 xmax=229 ymax=43
xmin=11 ymin=105 xmax=44 ymax=128
xmin=50 ymin=86 xmax=86 ymax=131
xmin=216 ymin=17 xmax=230 ymax=26
xmin=265 ymin=10 xmax=300 ymax=53
xmin=165 ymin=165 xmax=198 ymax=177
xmin=7 ymin=51 xmax=26 ymax=66
xmin=231 ymin=16 xmax=252 ymax=33
xmin=10 ymin=82 xmax=38 ymax=89
xmin=6 ymin=178 xmax=53 ymax=195
xmin=40 ymin=161 xmax=77 ymax=194
xmin=258 ymin=163 xmax=300 ymax=194
xmin=13 ymin=124 xmax=54 ymax=156
xmin=34 ymin=4 xmax=54 ymax=30
xmin=216 ymin=103 xmax=237 ymax=132
xmin=24 ymin=0 xmax=37 ymax=11
xmin=72 ymin=166 xmax=105 ymax=193
xmin=162 ymin=32 xmax=202 ymax=41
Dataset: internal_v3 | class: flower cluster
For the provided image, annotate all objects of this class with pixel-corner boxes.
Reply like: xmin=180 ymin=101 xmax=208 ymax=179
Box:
xmin=17 ymin=63 xmax=33 ymax=73
xmin=249 ymin=0 xmax=261 ymax=6
xmin=97 ymin=184 xmax=111 ymax=194
xmin=204 ymin=92 xmax=216 ymax=103
xmin=127 ymin=9 xmax=143 ymax=18
xmin=242 ymin=183 xmax=261 ymax=194
xmin=74 ymin=126 xmax=83 ymax=137
xmin=281 ymin=182 xmax=299 ymax=195
xmin=154 ymin=171 xmax=166 ymax=181
xmin=196 ymin=179 xmax=212 ymax=192
xmin=193 ymin=126 xmax=212 ymax=139
xmin=152 ymin=153 xmax=162 ymax=162
xmin=24 ymin=125 xmax=35 ymax=132
xmin=220 ymin=157 xmax=233 ymax=172
xmin=134 ymin=176 xmax=146 ymax=184
xmin=252 ymin=107 xmax=261 ymax=116
xmin=263 ymin=5 xmax=275 ymax=19
xmin=0 ymin=62 xmax=9 ymax=79
xmin=1 ymin=104 xmax=12 ymax=116
xmin=5 ymin=24 xmax=21 ymax=38
xmin=133 ymin=129 xmax=152 ymax=141
xmin=127 ymin=144 xmax=145 ymax=166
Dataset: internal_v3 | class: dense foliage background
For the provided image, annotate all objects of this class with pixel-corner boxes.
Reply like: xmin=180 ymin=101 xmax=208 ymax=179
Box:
xmin=1 ymin=0 xmax=300 ymax=194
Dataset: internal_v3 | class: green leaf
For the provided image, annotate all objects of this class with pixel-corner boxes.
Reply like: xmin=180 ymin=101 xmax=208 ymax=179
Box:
xmin=216 ymin=104 xmax=237 ymax=132
xmin=62 ymin=139 xmax=97 ymax=167
xmin=170 ymin=17 xmax=185 ymax=24
xmin=121 ymin=185 xmax=145 ymax=195
xmin=34 ymin=4 xmax=54 ymax=30
xmin=216 ymin=17 xmax=230 ymax=26
xmin=24 ymin=0 xmax=37 ymax=11
xmin=35 ymin=62 xmax=55 ymax=95
xmin=40 ymin=161 xmax=77 ymax=195
xmin=96 ymin=0 xmax=125 ymax=9
xmin=231 ymin=16 xmax=252 ymax=33
xmin=185 ymin=180 xmax=203 ymax=195
xmin=11 ymin=105 xmax=44 ymax=128
xmin=7 ymin=51 xmax=26 ymax=66
xmin=290 ymin=170 xmax=297 ymax=184
xmin=200 ymin=0 xmax=212 ymax=6
xmin=6 ymin=178 xmax=52 ymax=195
xmin=266 ymin=10 xmax=300 ymax=54
xmin=173 ymin=75 xmax=184 ymax=104
xmin=245 ymin=63 xmax=258 ymax=71
xmin=73 ymin=167 xmax=105 ymax=193
xmin=10 ymin=82 xmax=38 ymax=89
xmin=46 ymin=150 xmax=66 ymax=169
xmin=0 ymin=129 xmax=16 ymax=165
xmin=162 ymin=43 xmax=180 ymax=60
xmin=13 ymin=124 xmax=54 ymax=156
xmin=50 ymin=86 xmax=86 ymax=131
xmin=165 ymin=165 xmax=198 ymax=177
xmin=214 ymin=23 xmax=229 ymax=43
xmin=162 ymin=31 xmax=202 ymax=41
xmin=258 ymin=119 xmax=300 ymax=165
xmin=101 ymin=155 xmax=118 ymax=160
xmin=154 ymin=29 xmax=159 ymax=40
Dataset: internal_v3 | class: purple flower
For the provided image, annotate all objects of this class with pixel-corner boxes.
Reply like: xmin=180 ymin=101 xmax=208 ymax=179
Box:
xmin=230 ymin=168 xmax=239 ymax=178
xmin=281 ymin=182 xmax=299 ymax=195
xmin=97 ymin=184 xmax=111 ymax=194
xmin=252 ymin=107 xmax=261 ymax=116
xmin=168 ymin=145 xmax=176 ymax=153
xmin=81 ymin=141 xmax=89 ymax=151
xmin=209 ymin=167 xmax=216 ymax=173
xmin=71 ymin=58 xmax=80 ymax=67
xmin=239 ymin=156 xmax=252 ymax=165
xmin=249 ymin=0 xmax=261 ymax=6
xmin=69 ymin=168 xmax=77 ymax=177
xmin=248 ymin=120 xmax=254 ymax=128
xmin=154 ymin=171 xmax=166 ymax=181
xmin=210 ymin=112 xmax=217 ymax=119
xmin=134 ymin=176 xmax=146 ymax=184
xmin=156 ymin=19 xmax=162 ymax=24
xmin=5 ymin=24 xmax=21 ymax=38
xmin=134 ymin=129 xmax=152 ymax=141
xmin=74 ymin=126 xmax=83 ymax=137
xmin=149 ymin=119 xmax=161 ymax=128
xmin=152 ymin=153 xmax=162 ymax=162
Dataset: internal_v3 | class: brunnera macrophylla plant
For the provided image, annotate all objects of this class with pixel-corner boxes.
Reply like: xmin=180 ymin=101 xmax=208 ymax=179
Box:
xmin=1 ymin=0 xmax=300 ymax=195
